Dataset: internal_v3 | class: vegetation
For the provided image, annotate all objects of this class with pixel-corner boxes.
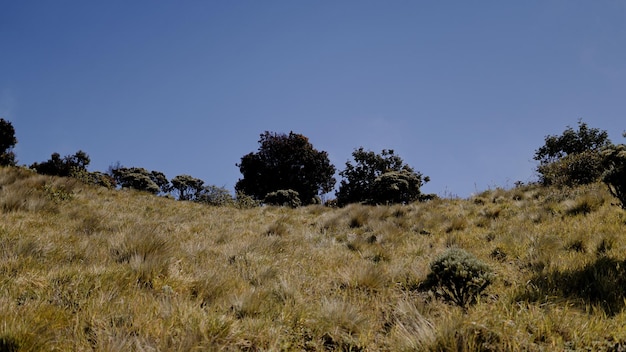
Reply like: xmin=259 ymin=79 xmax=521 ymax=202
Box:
xmin=111 ymin=167 xmax=164 ymax=195
xmin=264 ymin=189 xmax=302 ymax=208
xmin=602 ymin=137 xmax=626 ymax=209
xmin=422 ymin=248 xmax=494 ymax=307
xmin=30 ymin=150 xmax=91 ymax=177
xmin=2 ymin=167 xmax=626 ymax=351
xmin=336 ymin=148 xmax=429 ymax=206
xmin=236 ymin=131 xmax=336 ymax=205
xmin=0 ymin=118 xmax=17 ymax=166
xmin=535 ymin=120 xmax=612 ymax=187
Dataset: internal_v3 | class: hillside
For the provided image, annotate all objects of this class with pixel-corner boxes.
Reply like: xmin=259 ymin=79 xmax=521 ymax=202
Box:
xmin=1 ymin=166 xmax=626 ymax=351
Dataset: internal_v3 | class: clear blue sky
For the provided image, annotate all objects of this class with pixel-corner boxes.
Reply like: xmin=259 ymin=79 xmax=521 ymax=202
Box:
xmin=1 ymin=1 xmax=625 ymax=198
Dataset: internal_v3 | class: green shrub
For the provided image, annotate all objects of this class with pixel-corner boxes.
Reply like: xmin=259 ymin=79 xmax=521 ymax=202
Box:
xmin=0 ymin=118 xmax=17 ymax=166
xmin=537 ymin=150 xmax=605 ymax=187
xmin=336 ymin=148 xmax=428 ymax=206
xmin=264 ymin=189 xmax=302 ymax=207
xmin=602 ymin=143 xmax=626 ymax=209
xmin=195 ymin=185 xmax=234 ymax=206
xmin=423 ymin=248 xmax=495 ymax=307
xmin=234 ymin=191 xmax=261 ymax=209
xmin=31 ymin=150 xmax=90 ymax=177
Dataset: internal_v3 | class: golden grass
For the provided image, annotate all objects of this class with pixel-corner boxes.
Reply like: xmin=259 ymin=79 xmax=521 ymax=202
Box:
xmin=2 ymin=166 xmax=626 ymax=350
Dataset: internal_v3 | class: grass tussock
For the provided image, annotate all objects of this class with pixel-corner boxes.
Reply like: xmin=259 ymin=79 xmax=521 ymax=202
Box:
xmin=2 ymin=166 xmax=626 ymax=350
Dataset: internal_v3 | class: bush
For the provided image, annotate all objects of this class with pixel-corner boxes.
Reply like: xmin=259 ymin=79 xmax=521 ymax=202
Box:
xmin=537 ymin=150 xmax=605 ymax=187
xmin=534 ymin=121 xmax=611 ymax=187
xmin=336 ymin=148 xmax=429 ymax=206
xmin=70 ymin=169 xmax=116 ymax=189
xmin=602 ymin=143 xmax=626 ymax=209
xmin=111 ymin=167 xmax=161 ymax=194
xmin=0 ymin=118 xmax=17 ymax=166
xmin=423 ymin=248 xmax=494 ymax=307
xmin=264 ymin=189 xmax=302 ymax=208
xmin=235 ymin=131 xmax=336 ymax=206
xmin=195 ymin=185 xmax=234 ymax=206
xmin=31 ymin=150 xmax=90 ymax=177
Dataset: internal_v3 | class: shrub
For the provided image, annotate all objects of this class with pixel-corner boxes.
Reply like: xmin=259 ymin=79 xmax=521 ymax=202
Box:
xmin=602 ymin=143 xmax=626 ymax=209
xmin=536 ymin=150 xmax=605 ymax=187
xmin=235 ymin=131 xmax=336 ymax=205
xmin=0 ymin=118 xmax=17 ymax=166
xmin=31 ymin=150 xmax=90 ymax=177
xmin=171 ymin=174 xmax=204 ymax=201
xmin=195 ymin=185 xmax=234 ymax=206
xmin=336 ymin=148 xmax=429 ymax=206
xmin=111 ymin=167 xmax=160 ymax=194
xmin=423 ymin=248 xmax=495 ymax=307
xmin=534 ymin=121 xmax=611 ymax=187
xmin=264 ymin=189 xmax=301 ymax=207
xmin=111 ymin=167 xmax=169 ymax=194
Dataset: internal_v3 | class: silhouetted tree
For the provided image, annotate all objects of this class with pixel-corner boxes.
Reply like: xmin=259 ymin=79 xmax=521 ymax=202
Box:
xmin=602 ymin=134 xmax=626 ymax=209
xmin=0 ymin=118 xmax=17 ymax=166
xmin=235 ymin=131 xmax=336 ymax=205
xmin=31 ymin=150 xmax=90 ymax=177
xmin=171 ymin=174 xmax=205 ymax=201
xmin=534 ymin=120 xmax=611 ymax=164
xmin=534 ymin=120 xmax=612 ymax=186
xmin=336 ymin=148 xmax=429 ymax=205
xmin=195 ymin=185 xmax=234 ymax=206
xmin=111 ymin=167 xmax=163 ymax=195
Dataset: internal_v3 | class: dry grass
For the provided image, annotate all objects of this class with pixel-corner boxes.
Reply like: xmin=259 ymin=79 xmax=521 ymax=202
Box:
xmin=1 ymin=166 xmax=626 ymax=350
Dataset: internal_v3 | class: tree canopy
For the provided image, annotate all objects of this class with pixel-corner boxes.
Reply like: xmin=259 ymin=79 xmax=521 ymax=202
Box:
xmin=111 ymin=167 xmax=167 ymax=195
xmin=534 ymin=120 xmax=612 ymax=187
xmin=0 ymin=118 xmax=17 ymax=166
xmin=534 ymin=120 xmax=611 ymax=164
xmin=235 ymin=131 xmax=336 ymax=205
xmin=602 ymin=134 xmax=626 ymax=209
xmin=336 ymin=148 xmax=429 ymax=206
xmin=31 ymin=150 xmax=90 ymax=177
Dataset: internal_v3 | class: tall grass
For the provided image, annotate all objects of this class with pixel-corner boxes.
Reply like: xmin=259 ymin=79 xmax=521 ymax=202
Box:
xmin=1 ymin=166 xmax=626 ymax=350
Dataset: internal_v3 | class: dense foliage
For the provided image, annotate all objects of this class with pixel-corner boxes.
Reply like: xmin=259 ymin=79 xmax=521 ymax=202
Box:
xmin=171 ymin=174 xmax=205 ymax=201
xmin=264 ymin=189 xmax=302 ymax=208
xmin=236 ymin=131 xmax=336 ymax=205
xmin=111 ymin=167 xmax=165 ymax=195
xmin=336 ymin=148 xmax=428 ymax=206
xmin=423 ymin=248 xmax=494 ymax=307
xmin=602 ymin=139 xmax=626 ymax=209
xmin=31 ymin=150 xmax=91 ymax=177
xmin=534 ymin=121 xmax=611 ymax=186
xmin=0 ymin=118 xmax=17 ymax=166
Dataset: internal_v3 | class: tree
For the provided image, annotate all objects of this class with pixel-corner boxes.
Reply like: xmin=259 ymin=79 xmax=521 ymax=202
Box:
xmin=534 ymin=120 xmax=612 ymax=186
xmin=0 ymin=118 xmax=17 ymax=166
xmin=235 ymin=131 xmax=336 ymax=205
xmin=264 ymin=189 xmax=302 ymax=208
xmin=31 ymin=150 xmax=91 ymax=177
xmin=336 ymin=148 xmax=429 ymax=206
xmin=111 ymin=167 xmax=163 ymax=195
xmin=171 ymin=174 xmax=205 ymax=201
xmin=534 ymin=120 xmax=611 ymax=164
xmin=195 ymin=185 xmax=234 ymax=206
xmin=602 ymin=134 xmax=626 ymax=209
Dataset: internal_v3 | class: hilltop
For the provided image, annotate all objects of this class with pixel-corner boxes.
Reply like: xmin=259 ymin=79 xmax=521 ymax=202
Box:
xmin=1 ymin=166 xmax=626 ymax=351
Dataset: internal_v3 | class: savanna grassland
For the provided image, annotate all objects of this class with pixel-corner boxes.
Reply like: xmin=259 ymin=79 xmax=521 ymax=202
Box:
xmin=2 ymin=166 xmax=626 ymax=351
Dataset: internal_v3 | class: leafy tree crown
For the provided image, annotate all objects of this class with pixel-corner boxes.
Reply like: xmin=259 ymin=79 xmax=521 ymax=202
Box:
xmin=336 ymin=148 xmax=429 ymax=205
xmin=0 ymin=118 xmax=17 ymax=166
xmin=534 ymin=120 xmax=611 ymax=164
xmin=235 ymin=131 xmax=336 ymax=205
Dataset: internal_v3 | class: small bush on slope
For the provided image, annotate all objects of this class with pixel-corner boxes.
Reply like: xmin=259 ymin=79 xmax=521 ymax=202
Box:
xmin=423 ymin=248 xmax=495 ymax=307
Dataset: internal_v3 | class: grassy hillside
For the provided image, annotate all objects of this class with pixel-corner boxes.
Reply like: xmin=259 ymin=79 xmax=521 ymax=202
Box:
xmin=1 ymin=166 xmax=626 ymax=351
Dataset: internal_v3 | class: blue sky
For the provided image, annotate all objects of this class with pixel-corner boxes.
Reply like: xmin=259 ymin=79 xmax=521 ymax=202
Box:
xmin=1 ymin=1 xmax=625 ymax=198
